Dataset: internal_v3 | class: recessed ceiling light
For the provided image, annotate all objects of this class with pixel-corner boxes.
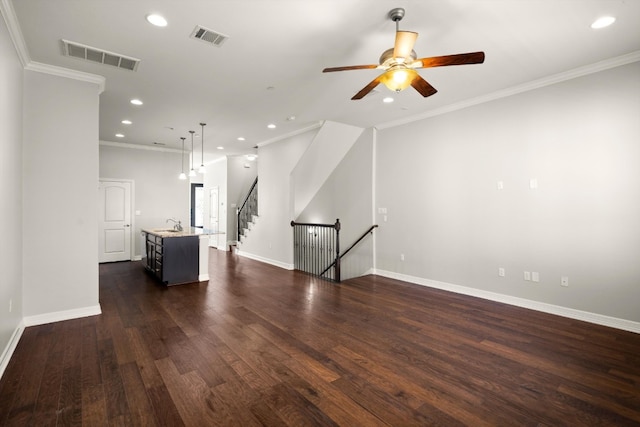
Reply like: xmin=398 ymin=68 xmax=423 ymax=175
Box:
xmin=383 ymin=97 xmax=394 ymax=103
xmin=115 ymin=133 xmax=124 ymax=138
xmin=237 ymin=137 xmax=245 ymax=141
xmin=121 ymin=119 xmax=132 ymax=125
xmin=287 ymin=115 xmax=296 ymax=121
xmin=130 ymin=99 xmax=143 ymax=106
xmin=267 ymin=124 xmax=276 ymax=129
xmin=591 ymin=16 xmax=616 ymax=29
xmin=217 ymin=146 xmax=224 ymax=150
xmin=146 ymin=14 xmax=167 ymax=27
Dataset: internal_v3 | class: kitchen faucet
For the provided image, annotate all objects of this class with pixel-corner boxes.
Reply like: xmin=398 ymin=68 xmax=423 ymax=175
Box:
xmin=166 ymin=218 xmax=183 ymax=231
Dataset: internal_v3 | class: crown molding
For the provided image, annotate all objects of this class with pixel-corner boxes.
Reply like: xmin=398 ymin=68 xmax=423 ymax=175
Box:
xmin=0 ymin=0 xmax=29 ymax=65
xmin=378 ymin=50 xmax=640 ymax=130
xmin=257 ymin=121 xmax=323 ymax=148
xmin=100 ymin=140 xmax=183 ymax=154
xmin=25 ymin=61 xmax=105 ymax=93
xmin=1 ymin=0 xmax=105 ymax=93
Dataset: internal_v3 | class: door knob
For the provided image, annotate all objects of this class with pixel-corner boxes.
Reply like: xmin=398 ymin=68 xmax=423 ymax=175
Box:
xmin=124 ymin=224 xmax=130 ymax=227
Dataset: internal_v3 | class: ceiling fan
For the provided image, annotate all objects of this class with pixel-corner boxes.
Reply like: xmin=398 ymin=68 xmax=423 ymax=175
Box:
xmin=323 ymin=8 xmax=485 ymax=100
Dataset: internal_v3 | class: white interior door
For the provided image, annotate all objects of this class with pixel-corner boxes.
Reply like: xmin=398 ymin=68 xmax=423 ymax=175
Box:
xmin=209 ymin=187 xmax=219 ymax=247
xmin=99 ymin=180 xmax=132 ymax=262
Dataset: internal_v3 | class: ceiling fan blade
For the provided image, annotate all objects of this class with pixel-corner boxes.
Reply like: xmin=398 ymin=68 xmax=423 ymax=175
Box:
xmin=413 ymin=51 xmax=485 ymax=69
xmin=351 ymin=75 xmax=382 ymax=100
xmin=323 ymin=64 xmax=378 ymax=72
xmin=393 ymin=31 xmax=418 ymax=60
xmin=410 ymin=75 xmax=438 ymax=98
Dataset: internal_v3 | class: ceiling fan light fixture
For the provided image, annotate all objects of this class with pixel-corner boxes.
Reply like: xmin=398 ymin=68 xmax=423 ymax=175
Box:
xmin=381 ymin=68 xmax=417 ymax=92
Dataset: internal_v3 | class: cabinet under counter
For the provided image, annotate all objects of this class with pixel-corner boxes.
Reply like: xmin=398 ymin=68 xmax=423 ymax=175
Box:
xmin=143 ymin=229 xmax=204 ymax=286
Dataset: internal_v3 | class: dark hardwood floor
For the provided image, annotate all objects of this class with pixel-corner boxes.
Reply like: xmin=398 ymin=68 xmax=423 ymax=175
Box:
xmin=1 ymin=249 xmax=639 ymax=426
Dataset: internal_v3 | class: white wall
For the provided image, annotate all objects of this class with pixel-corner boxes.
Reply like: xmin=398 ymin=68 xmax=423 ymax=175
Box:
xmin=375 ymin=61 xmax=640 ymax=323
xmin=237 ymin=129 xmax=315 ymax=267
xmin=291 ymin=121 xmax=363 ymax=218
xmin=0 ymin=11 xmax=24 ymax=371
xmin=297 ymin=129 xmax=375 ymax=280
xmin=22 ymin=70 xmax=101 ymax=320
xmin=99 ymin=143 xmax=190 ymax=258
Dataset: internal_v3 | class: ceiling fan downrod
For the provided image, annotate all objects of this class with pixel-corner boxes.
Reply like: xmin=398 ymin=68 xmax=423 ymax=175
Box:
xmin=389 ymin=7 xmax=405 ymax=31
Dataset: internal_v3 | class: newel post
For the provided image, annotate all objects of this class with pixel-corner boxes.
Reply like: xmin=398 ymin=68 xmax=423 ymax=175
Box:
xmin=334 ymin=219 xmax=341 ymax=282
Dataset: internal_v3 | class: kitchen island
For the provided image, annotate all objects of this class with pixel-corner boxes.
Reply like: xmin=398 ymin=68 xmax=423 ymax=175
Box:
xmin=142 ymin=227 xmax=212 ymax=286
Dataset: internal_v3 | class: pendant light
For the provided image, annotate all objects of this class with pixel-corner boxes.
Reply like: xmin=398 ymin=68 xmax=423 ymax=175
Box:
xmin=188 ymin=130 xmax=196 ymax=177
xmin=178 ymin=137 xmax=187 ymax=180
xmin=198 ymin=122 xmax=206 ymax=174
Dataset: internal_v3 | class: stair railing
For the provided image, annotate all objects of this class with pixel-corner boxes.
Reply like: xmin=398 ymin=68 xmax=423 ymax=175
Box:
xmin=291 ymin=220 xmax=378 ymax=283
xmin=291 ymin=219 xmax=341 ymax=282
xmin=237 ymin=177 xmax=258 ymax=242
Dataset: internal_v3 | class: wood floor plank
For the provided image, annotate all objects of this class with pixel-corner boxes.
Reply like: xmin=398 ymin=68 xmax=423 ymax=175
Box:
xmin=57 ymin=320 xmax=84 ymax=426
xmin=145 ymin=384 xmax=185 ymax=427
xmin=98 ymin=337 xmax=131 ymax=422
xmin=120 ymin=362 xmax=159 ymax=426
xmin=3 ymin=327 xmax=52 ymax=425
xmin=31 ymin=338 xmax=66 ymax=425
xmin=154 ymin=357 xmax=219 ymax=426
xmin=1 ymin=250 xmax=639 ymax=425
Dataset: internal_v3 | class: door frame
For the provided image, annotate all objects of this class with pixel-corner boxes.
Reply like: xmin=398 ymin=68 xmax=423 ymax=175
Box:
xmin=190 ymin=183 xmax=204 ymax=228
xmin=99 ymin=178 xmax=136 ymax=261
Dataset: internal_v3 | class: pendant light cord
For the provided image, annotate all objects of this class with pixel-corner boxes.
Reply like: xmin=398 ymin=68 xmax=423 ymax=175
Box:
xmin=180 ymin=137 xmax=186 ymax=172
xmin=200 ymin=123 xmax=206 ymax=168
xmin=189 ymin=130 xmax=195 ymax=170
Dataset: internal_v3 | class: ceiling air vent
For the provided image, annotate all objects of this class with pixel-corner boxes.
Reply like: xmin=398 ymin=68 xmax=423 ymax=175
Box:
xmin=190 ymin=25 xmax=229 ymax=47
xmin=61 ymin=39 xmax=140 ymax=71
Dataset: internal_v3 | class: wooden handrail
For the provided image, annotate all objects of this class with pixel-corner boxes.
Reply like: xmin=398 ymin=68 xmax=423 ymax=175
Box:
xmin=238 ymin=177 xmax=258 ymax=214
xmin=340 ymin=224 xmax=378 ymax=260
xmin=319 ymin=224 xmax=377 ymax=278
xmin=290 ymin=220 xmax=340 ymax=229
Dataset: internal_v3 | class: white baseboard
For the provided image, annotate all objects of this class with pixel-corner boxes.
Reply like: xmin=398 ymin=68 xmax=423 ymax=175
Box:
xmin=0 ymin=320 xmax=25 ymax=380
xmin=132 ymin=255 xmax=142 ymax=261
xmin=23 ymin=304 xmax=102 ymax=327
xmin=198 ymin=274 xmax=210 ymax=282
xmin=374 ymin=269 xmax=640 ymax=334
xmin=235 ymin=249 xmax=294 ymax=270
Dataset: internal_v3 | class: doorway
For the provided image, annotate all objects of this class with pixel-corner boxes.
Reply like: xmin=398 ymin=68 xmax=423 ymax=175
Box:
xmin=209 ymin=186 xmax=220 ymax=248
xmin=191 ymin=183 xmax=204 ymax=228
xmin=98 ymin=180 xmax=133 ymax=262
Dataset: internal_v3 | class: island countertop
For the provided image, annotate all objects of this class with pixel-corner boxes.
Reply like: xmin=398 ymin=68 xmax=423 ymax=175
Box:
xmin=142 ymin=227 xmax=218 ymax=238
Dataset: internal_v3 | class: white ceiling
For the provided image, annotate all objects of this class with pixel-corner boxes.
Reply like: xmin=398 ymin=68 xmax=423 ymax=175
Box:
xmin=7 ymin=0 xmax=640 ymax=163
